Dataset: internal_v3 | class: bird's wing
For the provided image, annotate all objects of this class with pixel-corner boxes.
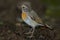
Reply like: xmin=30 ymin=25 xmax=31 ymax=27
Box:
xmin=29 ymin=10 xmax=53 ymax=29
xmin=27 ymin=10 xmax=52 ymax=29
xmin=28 ymin=10 xmax=44 ymax=25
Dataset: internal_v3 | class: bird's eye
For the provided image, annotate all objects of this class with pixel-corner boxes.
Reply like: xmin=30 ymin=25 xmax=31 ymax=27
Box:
xmin=23 ymin=7 xmax=25 ymax=8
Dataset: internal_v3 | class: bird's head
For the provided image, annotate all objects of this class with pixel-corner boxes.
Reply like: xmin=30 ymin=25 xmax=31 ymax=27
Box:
xmin=21 ymin=2 xmax=31 ymax=12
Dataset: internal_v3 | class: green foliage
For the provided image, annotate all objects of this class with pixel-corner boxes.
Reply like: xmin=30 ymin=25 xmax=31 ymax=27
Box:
xmin=42 ymin=0 xmax=60 ymax=18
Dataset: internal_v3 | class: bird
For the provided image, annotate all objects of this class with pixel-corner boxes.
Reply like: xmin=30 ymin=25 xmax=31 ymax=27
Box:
xmin=20 ymin=2 xmax=52 ymax=38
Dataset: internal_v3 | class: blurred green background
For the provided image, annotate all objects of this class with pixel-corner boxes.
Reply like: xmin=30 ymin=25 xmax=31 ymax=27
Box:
xmin=44 ymin=0 xmax=60 ymax=18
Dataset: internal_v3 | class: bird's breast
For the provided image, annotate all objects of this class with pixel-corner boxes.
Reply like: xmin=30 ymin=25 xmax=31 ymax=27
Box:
xmin=21 ymin=12 xmax=39 ymax=27
xmin=22 ymin=12 xmax=27 ymax=20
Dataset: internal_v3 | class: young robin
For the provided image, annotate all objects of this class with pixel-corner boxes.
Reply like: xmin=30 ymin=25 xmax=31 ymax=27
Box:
xmin=20 ymin=2 xmax=52 ymax=38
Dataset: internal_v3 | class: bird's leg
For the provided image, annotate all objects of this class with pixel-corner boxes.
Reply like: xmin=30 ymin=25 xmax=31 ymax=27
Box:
xmin=25 ymin=28 xmax=33 ymax=34
xmin=27 ymin=27 xmax=35 ymax=38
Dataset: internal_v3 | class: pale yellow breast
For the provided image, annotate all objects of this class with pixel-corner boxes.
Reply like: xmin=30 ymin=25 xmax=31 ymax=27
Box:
xmin=22 ymin=12 xmax=27 ymax=20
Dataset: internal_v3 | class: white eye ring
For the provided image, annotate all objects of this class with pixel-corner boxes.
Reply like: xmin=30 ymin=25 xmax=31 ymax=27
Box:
xmin=22 ymin=6 xmax=25 ymax=8
xmin=21 ymin=5 xmax=27 ymax=8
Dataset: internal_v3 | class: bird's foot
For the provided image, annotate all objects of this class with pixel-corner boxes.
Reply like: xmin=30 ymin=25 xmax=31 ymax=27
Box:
xmin=27 ymin=35 xmax=34 ymax=38
xmin=24 ymin=31 xmax=32 ymax=35
xmin=24 ymin=28 xmax=33 ymax=34
xmin=25 ymin=31 xmax=34 ymax=38
xmin=25 ymin=28 xmax=35 ymax=38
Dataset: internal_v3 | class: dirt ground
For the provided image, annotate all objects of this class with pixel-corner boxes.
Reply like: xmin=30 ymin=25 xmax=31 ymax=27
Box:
xmin=0 ymin=23 xmax=56 ymax=40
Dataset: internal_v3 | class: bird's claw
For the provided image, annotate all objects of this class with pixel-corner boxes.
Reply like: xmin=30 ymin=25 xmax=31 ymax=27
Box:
xmin=27 ymin=35 xmax=34 ymax=38
xmin=24 ymin=32 xmax=34 ymax=38
xmin=24 ymin=32 xmax=32 ymax=34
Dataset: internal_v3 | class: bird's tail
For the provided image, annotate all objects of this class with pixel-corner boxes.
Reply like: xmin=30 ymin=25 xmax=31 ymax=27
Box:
xmin=45 ymin=24 xmax=53 ymax=30
xmin=37 ymin=24 xmax=53 ymax=30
